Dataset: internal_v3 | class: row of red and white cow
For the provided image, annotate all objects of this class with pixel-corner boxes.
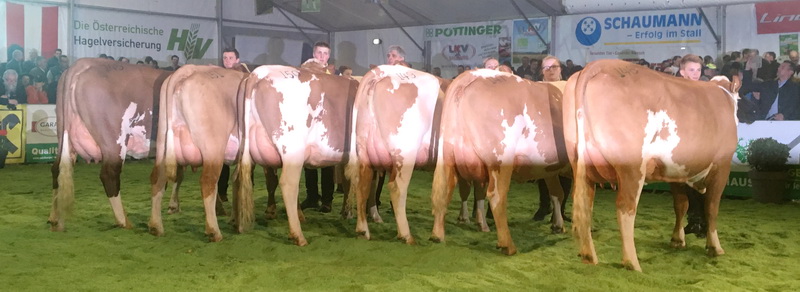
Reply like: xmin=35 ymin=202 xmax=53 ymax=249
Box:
xmin=48 ymin=57 xmax=741 ymax=271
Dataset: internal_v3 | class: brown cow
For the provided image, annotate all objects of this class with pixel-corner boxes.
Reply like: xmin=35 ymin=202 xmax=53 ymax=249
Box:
xmin=345 ymin=65 xmax=444 ymax=243
xmin=49 ymin=58 xmax=170 ymax=231
xmin=430 ymin=69 xmax=569 ymax=255
xmin=234 ymin=65 xmax=358 ymax=245
xmin=564 ymin=59 xmax=741 ymax=271
xmin=148 ymin=65 xmax=247 ymax=241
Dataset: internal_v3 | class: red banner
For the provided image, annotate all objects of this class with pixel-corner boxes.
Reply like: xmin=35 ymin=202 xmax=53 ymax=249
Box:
xmin=755 ymin=0 xmax=800 ymax=34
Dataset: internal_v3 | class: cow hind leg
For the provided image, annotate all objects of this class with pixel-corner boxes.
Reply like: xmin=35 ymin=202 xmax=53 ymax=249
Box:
xmin=457 ymin=179 xmax=471 ymax=224
xmin=473 ymin=182 xmax=489 ymax=232
xmin=264 ymin=167 xmax=279 ymax=220
xmin=199 ymin=163 xmax=223 ymax=242
xmin=367 ymin=172 xmax=384 ymax=223
xmin=355 ymin=163 xmax=375 ymax=240
xmin=487 ymin=165 xmax=516 ymax=255
xmin=279 ymin=164 xmax=307 ymax=246
xmin=148 ymin=163 xmax=168 ymax=236
xmin=100 ymin=160 xmax=131 ymax=229
xmin=704 ymin=163 xmax=727 ymax=257
xmin=430 ymin=161 xmax=457 ymax=243
xmin=669 ymin=183 xmax=689 ymax=248
xmin=167 ymin=166 xmax=185 ymax=214
xmin=615 ymin=167 xmax=646 ymax=272
xmin=49 ymin=148 xmax=75 ymax=232
xmin=389 ymin=163 xmax=416 ymax=245
xmin=572 ymin=165 xmax=598 ymax=266
xmin=544 ymin=176 xmax=566 ymax=234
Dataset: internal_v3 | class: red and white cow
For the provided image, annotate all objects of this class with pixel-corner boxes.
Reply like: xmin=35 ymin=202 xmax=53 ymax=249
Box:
xmin=430 ymin=69 xmax=569 ymax=255
xmin=564 ymin=59 xmax=741 ymax=271
xmin=148 ymin=65 xmax=246 ymax=241
xmin=234 ymin=65 xmax=358 ymax=245
xmin=345 ymin=65 xmax=445 ymax=243
xmin=49 ymin=58 xmax=170 ymax=231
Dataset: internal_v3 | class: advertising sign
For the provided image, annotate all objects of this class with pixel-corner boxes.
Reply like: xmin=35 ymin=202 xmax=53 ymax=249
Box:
xmin=425 ymin=20 xmax=512 ymax=78
xmin=25 ymin=104 xmax=57 ymax=163
xmin=73 ymin=8 xmax=218 ymax=62
xmin=1 ymin=105 xmax=26 ymax=165
xmin=755 ymin=0 xmax=800 ymax=35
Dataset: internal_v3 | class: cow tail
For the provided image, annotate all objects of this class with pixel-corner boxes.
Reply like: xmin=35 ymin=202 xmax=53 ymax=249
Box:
xmin=51 ymin=63 xmax=88 ymax=229
xmin=233 ymin=75 xmax=255 ymax=233
xmin=569 ymin=66 xmax=600 ymax=242
xmin=345 ymin=70 xmax=379 ymax=196
xmin=163 ymin=73 xmax=182 ymax=182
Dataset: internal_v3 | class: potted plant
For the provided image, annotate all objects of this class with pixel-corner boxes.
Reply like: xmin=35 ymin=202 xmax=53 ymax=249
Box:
xmin=746 ymin=137 xmax=791 ymax=203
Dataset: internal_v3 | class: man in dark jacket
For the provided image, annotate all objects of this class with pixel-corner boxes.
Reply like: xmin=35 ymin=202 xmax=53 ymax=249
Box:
xmin=754 ymin=61 xmax=800 ymax=121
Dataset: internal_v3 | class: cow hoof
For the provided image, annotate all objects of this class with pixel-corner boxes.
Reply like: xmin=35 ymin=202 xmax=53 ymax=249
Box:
xmin=457 ymin=216 xmax=470 ymax=224
xmin=208 ymin=233 xmax=223 ymax=242
xmin=120 ymin=220 xmax=133 ymax=229
xmin=293 ymin=237 xmax=308 ymax=246
xmin=340 ymin=211 xmax=353 ymax=220
xmin=479 ymin=224 xmax=490 ymax=232
xmin=670 ymin=238 xmax=686 ymax=248
xmin=49 ymin=223 xmax=64 ymax=232
xmin=167 ymin=206 xmax=180 ymax=214
xmin=264 ymin=205 xmax=277 ymax=220
xmin=356 ymin=230 xmax=370 ymax=240
xmin=707 ymin=246 xmax=725 ymax=257
xmin=579 ymin=253 xmax=597 ymax=264
xmin=148 ymin=225 xmax=164 ymax=237
xmin=499 ymin=246 xmax=517 ymax=256
xmin=397 ymin=235 xmax=416 ymax=245
xmin=551 ymin=225 xmax=565 ymax=234
xmin=429 ymin=235 xmax=443 ymax=243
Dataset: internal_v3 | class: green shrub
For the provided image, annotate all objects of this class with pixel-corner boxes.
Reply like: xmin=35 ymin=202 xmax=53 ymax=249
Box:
xmin=746 ymin=137 xmax=790 ymax=171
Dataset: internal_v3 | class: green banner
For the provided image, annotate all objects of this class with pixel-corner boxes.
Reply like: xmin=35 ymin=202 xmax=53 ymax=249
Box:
xmin=25 ymin=143 xmax=58 ymax=163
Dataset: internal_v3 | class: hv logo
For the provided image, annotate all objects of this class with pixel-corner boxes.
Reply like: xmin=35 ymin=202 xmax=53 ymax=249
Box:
xmin=167 ymin=24 xmax=214 ymax=60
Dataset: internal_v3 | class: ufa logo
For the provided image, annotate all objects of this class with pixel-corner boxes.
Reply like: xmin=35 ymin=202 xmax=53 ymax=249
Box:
xmin=167 ymin=24 xmax=214 ymax=60
xmin=575 ymin=17 xmax=602 ymax=46
xmin=442 ymin=44 xmax=475 ymax=61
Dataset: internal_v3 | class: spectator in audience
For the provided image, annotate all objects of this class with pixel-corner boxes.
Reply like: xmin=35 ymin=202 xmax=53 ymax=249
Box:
xmin=339 ymin=65 xmax=353 ymax=79
xmin=483 ymin=57 xmax=499 ymax=70
xmin=515 ymin=56 xmax=531 ymax=77
xmin=118 ymin=57 xmax=130 ymax=63
xmin=753 ymin=61 xmax=800 ymax=121
xmin=529 ymin=58 xmax=542 ymax=81
xmin=1 ymin=69 xmax=25 ymax=106
xmin=6 ymin=50 xmax=24 ymax=75
xmin=24 ymin=74 xmax=47 ymax=104
xmin=106 ymin=55 xmax=114 ymax=60
xmin=144 ymin=56 xmax=154 ymax=65
xmin=758 ymin=51 xmax=779 ymax=81
xmin=432 ymin=67 xmax=441 ymax=77
xmin=151 ymin=60 xmax=159 ymax=69
xmin=47 ymin=48 xmax=62 ymax=70
xmin=23 ymin=49 xmax=39 ymax=74
xmin=789 ymin=50 xmax=799 ymax=77
xmin=456 ymin=65 xmax=465 ymax=77
xmin=213 ymin=48 xmax=249 ymax=203
xmin=165 ymin=55 xmax=181 ymax=71
xmin=136 ymin=61 xmax=145 ymax=65
xmin=28 ymin=57 xmax=48 ymax=84
xmin=46 ymin=55 xmax=69 ymax=103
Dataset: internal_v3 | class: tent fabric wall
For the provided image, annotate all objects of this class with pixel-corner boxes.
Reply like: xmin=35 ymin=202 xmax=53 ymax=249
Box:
xmin=334 ymin=26 xmax=425 ymax=76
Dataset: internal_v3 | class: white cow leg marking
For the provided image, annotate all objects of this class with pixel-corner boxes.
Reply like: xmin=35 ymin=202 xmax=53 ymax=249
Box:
xmin=108 ymin=195 xmax=130 ymax=229
xmin=457 ymin=200 xmax=470 ymax=224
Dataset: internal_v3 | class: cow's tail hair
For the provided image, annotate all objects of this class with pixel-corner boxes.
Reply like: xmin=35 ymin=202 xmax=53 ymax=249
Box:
xmin=233 ymin=76 xmax=255 ymax=233
xmin=51 ymin=62 xmax=89 ymax=229
xmin=163 ymin=72 xmax=188 ymax=182
xmin=568 ymin=65 xmax=600 ymax=243
xmin=344 ymin=69 xmax=380 ymax=194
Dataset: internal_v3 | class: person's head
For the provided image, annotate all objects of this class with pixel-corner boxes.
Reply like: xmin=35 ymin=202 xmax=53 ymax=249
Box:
xmin=483 ymin=58 xmax=499 ymax=70
xmin=703 ymin=55 xmax=713 ymax=64
xmin=58 ymin=55 xmax=69 ymax=68
xmin=432 ymin=67 xmax=441 ymax=77
xmin=778 ymin=61 xmax=796 ymax=81
xmin=119 ymin=57 xmax=130 ymax=63
xmin=12 ymin=49 xmax=23 ymax=61
xmin=99 ymin=53 xmax=107 ymax=59
xmin=566 ymin=59 xmax=574 ymax=67
xmin=741 ymin=48 xmax=752 ymax=61
xmin=3 ymin=69 xmax=18 ymax=89
xmin=53 ymin=49 xmax=62 ymax=57
xmin=136 ymin=60 xmax=145 ymax=65
xmin=465 ymin=65 xmax=471 ymax=70
xmin=222 ymin=48 xmax=240 ymax=69
xmin=498 ymin=65 xmax=513 ymax=73
xmin=28 ymin=49 xmax=38 ymax=60
xmin=789 ymin=50 xmax=799 ymax=64
xmin=106 ymin=55 xmax=114 ymax=60
xmin=386 ymin=45 xmax=405 ymax=65
xmin=151 ymin=60 xmax=158 ymax=69
xmin=144 ymin=56 xmax=154 ymax=64
xmin=679 ymin=54 xmax=703 ymax=81
xmin=171 ymin=55 xmax=180 ymax=66
xmin=731 ymin=51 xmax=742 ymax=61
xmin=671 ymin=55 xmax=682 ymax=65
xmin=764 ymin=52 xmax=776 ymax=62
xmin=520 ymin=56 xmax=530 ymax=66
xmin=530 ymin=58 xmax=540 ymax=68
xmin=456 ymin=65 xmax=465 ymax=74
xmin=20 ymin=74 xmax=31 ymax=87
xmin=35 ymin=56 xmax=47 ymax=69
xmin=541 ymin=56 xmax=562 ymax=82
xmin=312 ymin=41 xmax=331 ymax=65
xmin=339 ymin=65 xmax=353 ymax=78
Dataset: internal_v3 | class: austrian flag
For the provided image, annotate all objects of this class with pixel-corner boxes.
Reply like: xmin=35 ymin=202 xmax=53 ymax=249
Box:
xmin=1 ymin=2 xmax=63 ymax=62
